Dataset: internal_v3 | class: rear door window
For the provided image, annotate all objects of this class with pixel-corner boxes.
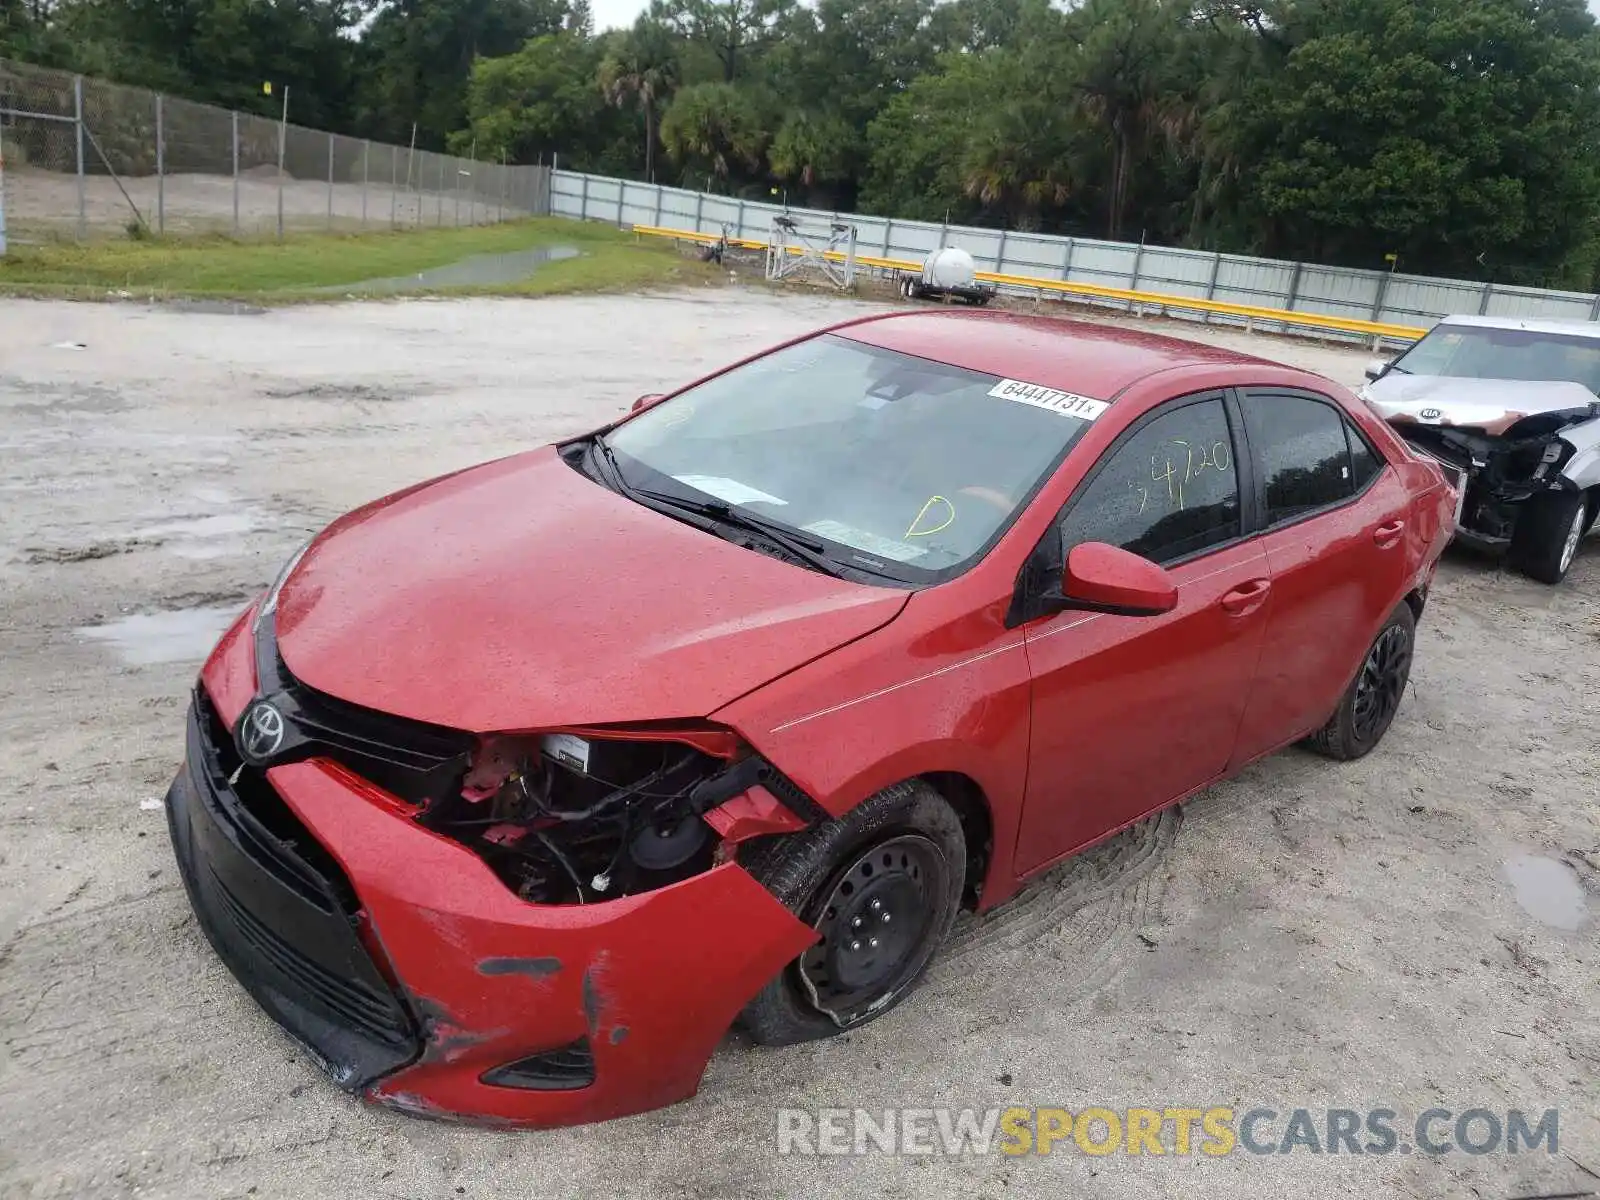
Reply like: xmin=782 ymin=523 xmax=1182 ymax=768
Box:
xmin=1241 ymin=392 xmax=1376 ymax=525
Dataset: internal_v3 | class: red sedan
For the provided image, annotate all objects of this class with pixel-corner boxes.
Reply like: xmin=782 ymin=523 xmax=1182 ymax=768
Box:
xmin=165 ymin=312 xmax=1456 ymax=1127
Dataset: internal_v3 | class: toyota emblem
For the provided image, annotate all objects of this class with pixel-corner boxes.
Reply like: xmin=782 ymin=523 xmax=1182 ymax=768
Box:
xmin=239 ymin=700 xmax=286 ymax=763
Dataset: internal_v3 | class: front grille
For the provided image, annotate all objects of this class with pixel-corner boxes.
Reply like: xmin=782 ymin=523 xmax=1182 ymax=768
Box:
xmin=171 ymin=693 xmax=423 ymax=1087
xmin=481 ymin=1037 xmax=596 ymax=1091
xmin=210 ymin=868 xmax=412 ymax=1045
xmin=254 ymin=621 xmax=473 ymax=806
xmin=196 ymin=688 xmax=358 ymax=913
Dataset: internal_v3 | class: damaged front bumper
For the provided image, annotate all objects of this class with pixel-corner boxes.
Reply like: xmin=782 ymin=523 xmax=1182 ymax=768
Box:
xmin=1391 ymin=422 xmax=1585 ymax=550
xmin=165 ymin=609 xmax=817 ymax=1127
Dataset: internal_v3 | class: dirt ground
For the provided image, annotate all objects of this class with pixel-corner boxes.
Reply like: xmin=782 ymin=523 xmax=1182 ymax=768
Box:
xmin=1 ymin=288 xmax=1597 ymax=1200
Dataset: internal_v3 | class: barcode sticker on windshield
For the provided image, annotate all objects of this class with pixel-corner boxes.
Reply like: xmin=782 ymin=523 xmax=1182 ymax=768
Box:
xmin=672 ymin=474 xmax=788 ymax=507
xmin=989 ymin=379 xmax=1108 ymax=421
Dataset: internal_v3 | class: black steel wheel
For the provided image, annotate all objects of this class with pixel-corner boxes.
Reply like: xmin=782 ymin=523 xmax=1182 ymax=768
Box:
xmin=1305 ymin=601 xmax=1416 ymax=761
xmin=737 ymin=781 xmax=965 ymax=1045
xmin=795 ymin=834 xmax=951 ymax=1026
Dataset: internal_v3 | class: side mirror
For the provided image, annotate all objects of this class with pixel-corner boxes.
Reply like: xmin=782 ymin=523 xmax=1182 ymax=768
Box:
xmin=1363 ymin=359 xmax=1389 ymax=382
xmin=631 ymin=392 xmax=664 ymax=413
xmin=1061 ymin=542 xmax=1178 ymax=617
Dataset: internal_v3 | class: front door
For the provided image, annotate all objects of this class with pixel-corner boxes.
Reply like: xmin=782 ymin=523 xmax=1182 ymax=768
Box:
xmin=1015 ymin=393 xmax=1271 ymax=876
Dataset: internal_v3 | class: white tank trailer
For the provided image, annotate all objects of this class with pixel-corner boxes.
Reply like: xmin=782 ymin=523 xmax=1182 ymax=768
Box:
xmin=896 ymin=247 xmax=996 ymax=305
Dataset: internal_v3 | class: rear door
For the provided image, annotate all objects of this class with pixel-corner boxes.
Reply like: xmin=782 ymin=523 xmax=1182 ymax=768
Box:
xmin=1229 ymin=388 xmax=1416 ymax=765
xmin=1015 ymin=392 xmax=1273 ymax=876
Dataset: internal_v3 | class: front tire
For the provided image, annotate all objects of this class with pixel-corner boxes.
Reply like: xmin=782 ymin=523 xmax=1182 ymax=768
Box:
xmin=1511 ymin=490 xmax=1588 ymax=584
xmin=737 ymin=781 xmax=965 ymax=1045
xmin=1305 ymin=601 xmax=1416 ymax=761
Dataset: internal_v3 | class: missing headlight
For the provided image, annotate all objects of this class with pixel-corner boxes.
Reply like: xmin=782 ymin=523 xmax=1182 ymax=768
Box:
xmin=425 ymin=732 xmax=734 ymax=905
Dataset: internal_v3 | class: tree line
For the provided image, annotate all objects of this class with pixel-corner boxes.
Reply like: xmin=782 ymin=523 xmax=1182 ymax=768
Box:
xmin=6 ymin=0 xmax=1600 ymax=285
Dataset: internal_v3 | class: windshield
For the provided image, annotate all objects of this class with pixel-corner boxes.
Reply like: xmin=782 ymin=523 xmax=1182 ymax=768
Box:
xmin=605 ymin=334 xmax=1101 ymax=582
xmin=1391 ymin=324 xmax=1600 ymax=391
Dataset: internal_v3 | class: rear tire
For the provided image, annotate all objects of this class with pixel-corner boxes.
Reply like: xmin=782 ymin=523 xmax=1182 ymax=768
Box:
xmin=1511 ymin=490 xmax=1587 ymax=584
xmin=737 ymin=781 xmax=965 ymax=1046
xmin=1305 ymin=602 xmax=1416 ymax=761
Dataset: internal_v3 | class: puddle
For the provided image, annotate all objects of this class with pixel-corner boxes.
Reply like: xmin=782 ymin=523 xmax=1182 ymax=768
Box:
xmin=323 ymin=245 xmax=581 ymax=294
xmin=134 ymin=508 xmax=276 ymax=558
xmin=160 ymin=299 xmax=268 ymax=316
xmin=136 ymin=512 xmax=262 ymax=541
xmin=1502 ymin=853 xmax=1589 ymax=931
xmin=77 ymin=605 xmax=241 ymax=666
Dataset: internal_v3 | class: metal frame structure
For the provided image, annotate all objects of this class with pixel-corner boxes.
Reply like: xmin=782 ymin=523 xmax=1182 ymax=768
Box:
xmin=766 ymin=215 xmax=858 ymax=290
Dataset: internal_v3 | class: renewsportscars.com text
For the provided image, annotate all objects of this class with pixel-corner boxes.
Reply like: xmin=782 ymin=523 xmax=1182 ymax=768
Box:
xmin=775 ymin=1105 xmax=1560 ymax=1158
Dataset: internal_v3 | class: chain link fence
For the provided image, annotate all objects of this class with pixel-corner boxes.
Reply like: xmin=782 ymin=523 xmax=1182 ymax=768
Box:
xmin=0 ymin=57 xmax=550 ymax=243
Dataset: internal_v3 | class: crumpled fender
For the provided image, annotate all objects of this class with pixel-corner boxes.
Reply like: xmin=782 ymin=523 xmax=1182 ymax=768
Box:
xmin=267 ymin=759 xmax=818 ymax=1127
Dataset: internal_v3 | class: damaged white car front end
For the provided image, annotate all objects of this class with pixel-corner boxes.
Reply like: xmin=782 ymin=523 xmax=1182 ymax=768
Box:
xmin=1362 ymin=316 xmax=1600 ymax=584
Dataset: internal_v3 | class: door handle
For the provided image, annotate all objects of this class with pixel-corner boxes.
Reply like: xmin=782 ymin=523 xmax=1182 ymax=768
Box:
xmin=1220 ymin=578 xmax=1272 ymax=616
xmin=1372 ymin=519 xmax=1406 ymax=547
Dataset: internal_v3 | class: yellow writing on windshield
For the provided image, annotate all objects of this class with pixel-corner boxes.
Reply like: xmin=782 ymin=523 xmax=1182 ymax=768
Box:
xmin=906 ymin=495 xmax=956 ymax=538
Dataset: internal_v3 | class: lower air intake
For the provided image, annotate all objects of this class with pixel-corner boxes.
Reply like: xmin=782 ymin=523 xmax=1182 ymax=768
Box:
xmin=480 ymin=1038 xmax=596 ymax=1091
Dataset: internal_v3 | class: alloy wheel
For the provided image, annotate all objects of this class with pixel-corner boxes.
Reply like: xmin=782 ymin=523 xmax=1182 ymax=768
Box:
xmin=1560 ymin=502 xmax=1585 ymax=575
xmin=1352 ymin=623 xmax=1412 ymax=743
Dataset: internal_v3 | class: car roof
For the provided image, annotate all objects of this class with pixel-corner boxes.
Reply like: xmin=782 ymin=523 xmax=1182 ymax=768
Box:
xmin=834 ymin=310 xmax=1285 ymax=402
xmin=1435 ymin=314 xmax=1600 ymax=340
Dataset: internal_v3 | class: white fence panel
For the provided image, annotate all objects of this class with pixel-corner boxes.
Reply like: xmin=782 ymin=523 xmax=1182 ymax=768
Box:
xmin=655 ymin=185 xmax=701 ymax=230
xmin=549 ymin=169 xmax=1600 ymax=341
xmin=1485 ymin=285 xmax=1595 ymax=320
xmin=1383 ymin=276 xmax=1486 ymax=326
xmin=1069 ymin=239 xmax=1141 ymax=287
xmin=1296 ymin=265 xmax=1383 ymax=321
xmin=1212 ymin=257 xmax=1296 ymax=307
xmin=998 ymin=232 xmax=1066 ymax=278
xmin=1135 ymin=247 xmax=1215 ymax=293
xmin=887 ymin=220 xmax=945 ymax=259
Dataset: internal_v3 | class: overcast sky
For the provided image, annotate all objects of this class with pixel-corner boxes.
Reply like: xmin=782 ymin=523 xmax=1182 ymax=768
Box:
xmin=591 ymin=0 xmax=647 ymax=31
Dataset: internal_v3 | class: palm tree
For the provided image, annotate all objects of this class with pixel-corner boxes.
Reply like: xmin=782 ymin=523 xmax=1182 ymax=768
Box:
xmin=770 ymin=111 xmax=853 ymax=188
xmin=960 ymin=97 xmax=1074 ymax=228
xmin=659 ymin=82 xmax=767 ymax=185
xmin=599 ymin=23 xmax=679 ymax=181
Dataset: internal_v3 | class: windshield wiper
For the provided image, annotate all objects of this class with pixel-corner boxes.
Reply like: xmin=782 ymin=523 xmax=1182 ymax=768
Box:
xmin=630 ymin=486 xmax=843 ymax=575
xmin=590 ymin=432 xmax=629 ymax=488
xmin=588 ymin=435 xmax=873 ymax=579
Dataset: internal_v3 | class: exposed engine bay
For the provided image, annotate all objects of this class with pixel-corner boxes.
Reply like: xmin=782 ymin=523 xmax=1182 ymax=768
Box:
xmin=244 ymin=612 xmax=818 ymax=907
xmin=420 ymin=729 xmax=806 ymax=905
xmin=1385 ymin=406 xmax=1596 ymax=544
xmin=1360 ymin=317 xmax=1600 ymax=576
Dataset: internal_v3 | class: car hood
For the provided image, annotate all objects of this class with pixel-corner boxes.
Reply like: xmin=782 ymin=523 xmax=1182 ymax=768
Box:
xmin=1365 ymin=374 xmax=1598 ymax=436
xmin=273 ymin=447 xmax=909 ymax=732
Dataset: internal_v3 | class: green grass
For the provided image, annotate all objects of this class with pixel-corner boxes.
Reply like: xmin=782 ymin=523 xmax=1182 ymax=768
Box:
xmin=0 ymin=219 xmax=715 ymax=300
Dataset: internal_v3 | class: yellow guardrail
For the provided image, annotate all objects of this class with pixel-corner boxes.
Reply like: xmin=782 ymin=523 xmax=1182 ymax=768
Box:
xmin=629 ymin=223 xmax=1427 ymax=344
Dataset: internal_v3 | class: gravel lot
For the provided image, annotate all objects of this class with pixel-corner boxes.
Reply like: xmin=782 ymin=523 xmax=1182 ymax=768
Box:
xmin=1 ymin=289 xmax=1596 ymax=1199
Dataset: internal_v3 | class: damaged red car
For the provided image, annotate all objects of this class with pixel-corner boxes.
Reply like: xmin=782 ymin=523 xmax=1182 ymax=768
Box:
xmin=165 ymin=311 xmax=1457 ymax=1127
